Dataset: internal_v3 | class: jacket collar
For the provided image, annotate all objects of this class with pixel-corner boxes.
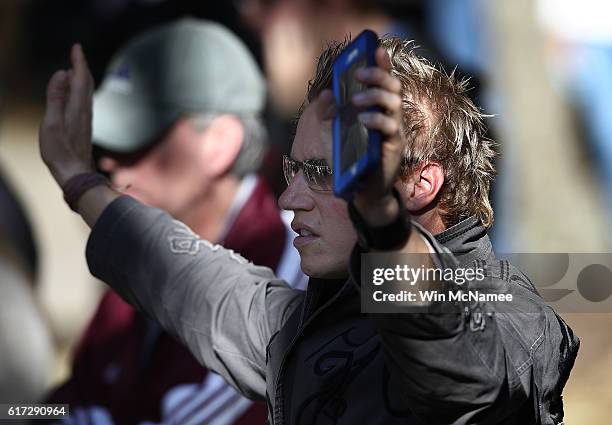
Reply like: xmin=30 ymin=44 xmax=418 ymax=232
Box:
xmin=435 ymin=216 xmax=494 ymax=265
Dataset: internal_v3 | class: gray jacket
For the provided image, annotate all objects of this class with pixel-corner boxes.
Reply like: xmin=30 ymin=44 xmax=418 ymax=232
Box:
xmin=86 ymin=196 xmax=579 ymax=425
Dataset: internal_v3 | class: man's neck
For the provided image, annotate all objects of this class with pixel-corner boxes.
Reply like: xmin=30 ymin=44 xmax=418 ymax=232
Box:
xmin=413 ymin=210 xmax=447 ymax=236
xmin=178 ymin=176 xmax=242 ymax=243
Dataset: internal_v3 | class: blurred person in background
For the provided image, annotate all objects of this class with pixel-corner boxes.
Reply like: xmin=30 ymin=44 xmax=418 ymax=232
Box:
xmin=0 ymin=146 xmax=52 ymax=404
xmin=237 ymin=0 xmax=402 ymax=115
xmin=236 ymin=0 xmax=490 ymax=117
xmin=44 ymin=19 xmax=306 ymax=425
xmin=0 ymin=64 xmax=52 ymax=403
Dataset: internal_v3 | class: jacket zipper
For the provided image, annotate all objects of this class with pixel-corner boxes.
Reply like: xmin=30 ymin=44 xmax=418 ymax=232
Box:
xmin=272 ymin=282 xmax=352 ymax=424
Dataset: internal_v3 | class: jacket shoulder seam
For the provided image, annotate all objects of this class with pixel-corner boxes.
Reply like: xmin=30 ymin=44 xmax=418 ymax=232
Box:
xmin=516 ymin=330 xmax=545 ymax=375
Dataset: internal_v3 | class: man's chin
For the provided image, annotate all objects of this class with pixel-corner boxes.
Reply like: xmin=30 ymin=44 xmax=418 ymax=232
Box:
xmin=299 ymin=257 xmax=348 ymax=280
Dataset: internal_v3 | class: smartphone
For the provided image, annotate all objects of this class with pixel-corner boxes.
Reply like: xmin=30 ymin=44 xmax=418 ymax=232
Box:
xmin=332 ymin=29 xmax=381 ymax=201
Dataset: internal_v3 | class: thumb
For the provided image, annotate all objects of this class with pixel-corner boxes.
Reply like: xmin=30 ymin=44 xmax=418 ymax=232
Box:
xmin=44 ymin=70 xmax=69 ymax=127
xmin=375 ymin=46 xmax=392 ymax=72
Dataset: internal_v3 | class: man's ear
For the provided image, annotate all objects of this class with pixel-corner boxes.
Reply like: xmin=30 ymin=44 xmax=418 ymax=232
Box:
xmin=197 ymin=115 xmax=244 ymax=178
xmin=398 ymin=162 xmax=444 ymax=213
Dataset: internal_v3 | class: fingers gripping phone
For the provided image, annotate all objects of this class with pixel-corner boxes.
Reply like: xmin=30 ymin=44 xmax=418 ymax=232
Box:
xmin=332 ymin=29 xmax=381 ymax=201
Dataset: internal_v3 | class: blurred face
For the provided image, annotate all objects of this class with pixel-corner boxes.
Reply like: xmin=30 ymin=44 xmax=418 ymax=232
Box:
xmin=97 ymin=119 xmax=210 ymax=218
xmin=278 ymin=103 xmax=357 ymax=279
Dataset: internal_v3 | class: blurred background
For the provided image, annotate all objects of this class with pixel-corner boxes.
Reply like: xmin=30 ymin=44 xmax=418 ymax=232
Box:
xmin=0 ymin=0 xmax=611 ymax=422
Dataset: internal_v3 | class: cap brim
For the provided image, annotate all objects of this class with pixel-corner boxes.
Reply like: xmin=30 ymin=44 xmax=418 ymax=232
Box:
xmin=92 ymin=90 xmax=178 ymax=153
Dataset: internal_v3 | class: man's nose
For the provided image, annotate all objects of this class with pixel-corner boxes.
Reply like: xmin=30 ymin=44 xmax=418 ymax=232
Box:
xmin=278 ymin=171 xmax=314 ymax=211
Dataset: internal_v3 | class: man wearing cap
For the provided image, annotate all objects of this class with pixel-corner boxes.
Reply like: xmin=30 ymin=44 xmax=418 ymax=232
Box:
xmin=45 ymin=19 xmax=306 ymax=425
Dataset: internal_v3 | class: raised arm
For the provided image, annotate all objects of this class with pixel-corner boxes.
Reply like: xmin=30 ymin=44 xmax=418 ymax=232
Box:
xmin=86 ymin=195 xmax=302 ymax=398
xmin=39 ymin=44 xmax=120 ymax=227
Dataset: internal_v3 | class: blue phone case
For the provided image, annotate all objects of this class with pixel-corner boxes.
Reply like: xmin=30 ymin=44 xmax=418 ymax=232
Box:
xmin=332 ymin=29 xmax=381 ymax=201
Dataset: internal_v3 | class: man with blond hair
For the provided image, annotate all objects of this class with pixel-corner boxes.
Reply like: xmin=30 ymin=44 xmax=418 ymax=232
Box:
xmin=39 ymin=33 xmax=577 ymax=424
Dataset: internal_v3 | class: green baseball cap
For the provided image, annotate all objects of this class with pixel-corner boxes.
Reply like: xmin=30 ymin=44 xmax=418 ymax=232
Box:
xmin=92 ymin=18 xmax=266 ymax=153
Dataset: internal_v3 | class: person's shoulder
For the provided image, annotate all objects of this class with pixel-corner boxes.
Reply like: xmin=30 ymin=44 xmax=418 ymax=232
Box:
xmin=485 ymin=258 xmax=579 ymax=390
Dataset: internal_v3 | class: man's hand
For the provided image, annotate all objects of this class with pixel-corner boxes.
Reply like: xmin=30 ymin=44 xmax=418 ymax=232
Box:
xmin=39 ymin=44 xmax=119 ymax=228
xmin=39 ymin=44 xmax=95 ymax=186
xmin=316 ymin=47 xmax=405 ymax=226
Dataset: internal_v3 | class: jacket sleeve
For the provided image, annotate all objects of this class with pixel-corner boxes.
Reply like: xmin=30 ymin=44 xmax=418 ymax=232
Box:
xmin=351 ymin=223 xmax=574 ymax=424
xmin=85 ymin=196 xmax=303 ymax=400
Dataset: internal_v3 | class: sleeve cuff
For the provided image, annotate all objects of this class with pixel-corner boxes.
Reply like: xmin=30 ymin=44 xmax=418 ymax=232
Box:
xmin=85 ymin=196 xmax=142 ymax=297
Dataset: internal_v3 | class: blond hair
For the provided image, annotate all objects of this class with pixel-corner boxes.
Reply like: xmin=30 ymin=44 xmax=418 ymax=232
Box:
xmin=305 ymin=36 xmax=497 ymax=228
